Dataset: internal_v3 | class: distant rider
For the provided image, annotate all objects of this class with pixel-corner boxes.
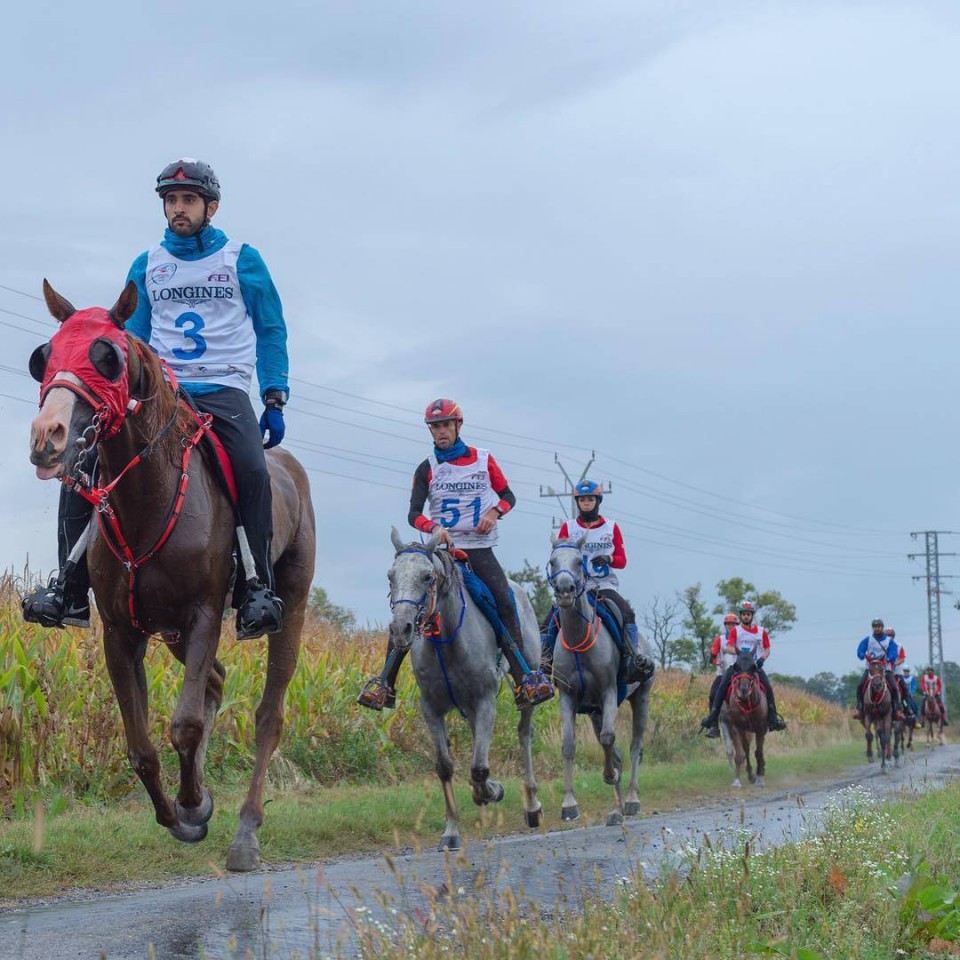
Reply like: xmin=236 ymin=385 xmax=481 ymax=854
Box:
xmin=357 ymin=399 xmax=555 ymax=711
xmin=707 ymin=613 xmax=740 ymax=713
xmin=853 ymin=618 xmax=904 ymax=720
xmin=920 ymin=666 xmax=949 ymax=725
xmin=699 ymin=600 xmax=787 ymax=736
xmin=888 ymin=629 xmax=916 ymax=720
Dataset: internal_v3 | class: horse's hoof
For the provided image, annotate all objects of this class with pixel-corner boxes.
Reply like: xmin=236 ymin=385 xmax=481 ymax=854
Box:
xmin=226 ymin=837 xmax=261 ymax=872
xmin=867 ymin=756 xmax=875 ymax=764
xmin=623 ymin=801 xmax=641 ymax=817
xmin=168 ymin=820 xmax=208 ymax=844
xmin=525 ymin=806 xmax=543 ymax=829
xmin=561 ymin=805 xmax=580 ymax=822
xmin=732 ymin=779 xmax=742 ymax=789
xmin=606 ymin=811 xmax=623 ymax=827
xmin=488 ymin=781 xmax=505 ymax=804
xmin=755 ymin=778 xmax=765 ymax=788
xmin=175 ymin=788 xmax=214 ymax=827
xmin=438 ymin=835 xmax=461 ymax=851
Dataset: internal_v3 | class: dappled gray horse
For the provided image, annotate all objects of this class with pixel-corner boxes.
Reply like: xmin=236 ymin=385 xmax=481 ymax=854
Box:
xmin=546 ymin=535 xmax=655 ymax=826
xmin=387 ymin=527 xmax=543 ymax=850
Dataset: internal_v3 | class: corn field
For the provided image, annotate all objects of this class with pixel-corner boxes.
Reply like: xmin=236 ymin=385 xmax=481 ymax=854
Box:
xmin=0 ymin=574 xmax=848 ymax=811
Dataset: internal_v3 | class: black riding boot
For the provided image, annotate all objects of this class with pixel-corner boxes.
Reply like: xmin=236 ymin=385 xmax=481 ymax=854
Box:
xmin=357 ymin=640 xmax=408 ymax=711
xmin=22 ymin=484 xmax=93 ymax=628
xmin=701 ymin=668 xmax=733 ymax=737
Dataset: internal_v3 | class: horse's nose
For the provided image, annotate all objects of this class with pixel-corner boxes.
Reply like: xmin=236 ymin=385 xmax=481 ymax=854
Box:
xmin=389 ymin=618 xmax=415 ymax=650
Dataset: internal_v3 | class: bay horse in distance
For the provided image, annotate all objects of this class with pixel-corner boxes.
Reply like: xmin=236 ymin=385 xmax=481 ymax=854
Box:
xmin=719 ymin=649 xmax=767 ymax=788
xmin=27 ymin=281 xmax=316 ymax=871
xmin=922 ymin=694 xmax=946 ymax=744
xmin=861 ymin=656 xmax=894 ymax=770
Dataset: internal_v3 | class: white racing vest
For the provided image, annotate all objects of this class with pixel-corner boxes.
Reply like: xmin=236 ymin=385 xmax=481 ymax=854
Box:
xmin=427 ymin=450 xmax=500 ymax=549
xmin=863 ymin=635 xmax=893 ymax=664
xmin=567 ymin=518 xmax=619 ymax=591
xmin=144 ymin=241 xmax=256 ymax=391
xmin=733 ymin=624 xmax=766 ymax=662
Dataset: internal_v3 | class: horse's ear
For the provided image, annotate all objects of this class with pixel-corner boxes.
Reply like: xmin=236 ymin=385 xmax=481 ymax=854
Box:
xmin=42 ymin=279 xmax=76 ymax=324
xmin=550 ymin=532 xmax=559 ymax=546
xmin=425 ymin=532 xmax=442 ymax=553
xmin=390 ymin=526 xmax=405 ymax=553
xmin=108 ymin=281 xmax=139 ymax=329
xmin=574 ymin=534 xmax=586 ymax=548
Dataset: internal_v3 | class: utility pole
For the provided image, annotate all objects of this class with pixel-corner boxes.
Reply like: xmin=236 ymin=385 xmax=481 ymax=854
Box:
xmin=908 ymin=531 xmax=958 ymax=686
xmin=539 ymin=452 xmax=611 ymax=528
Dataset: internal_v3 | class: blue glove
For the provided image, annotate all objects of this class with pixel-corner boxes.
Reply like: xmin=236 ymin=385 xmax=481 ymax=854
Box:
xmin=260 ymin=405 xmax=285 ymax=449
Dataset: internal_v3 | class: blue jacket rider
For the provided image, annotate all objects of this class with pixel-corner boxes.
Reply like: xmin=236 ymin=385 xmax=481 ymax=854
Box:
xmin=854 ymin=618 xmax=904 ymax=719
xmin=22 ymin=159 xmax=289 ymax=641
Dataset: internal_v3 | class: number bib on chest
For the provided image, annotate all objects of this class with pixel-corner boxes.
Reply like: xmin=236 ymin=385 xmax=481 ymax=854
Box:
xmin=570 ymin=518 xmax=619 ymax=590
xmin=145 ymin=241 xmax=256 ymax=391
xmin=427 ymin=451 xmax=499 ymax=549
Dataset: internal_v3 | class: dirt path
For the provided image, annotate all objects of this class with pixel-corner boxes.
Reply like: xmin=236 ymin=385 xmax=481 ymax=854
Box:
xmin=4 ymin=743 xmax=959 ymax=960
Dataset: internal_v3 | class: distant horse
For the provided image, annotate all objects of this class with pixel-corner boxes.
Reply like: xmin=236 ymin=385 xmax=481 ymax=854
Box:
xmin=719 ymin=649 xmax=767 ymax=788
xmin=27 ymin=281 xmax=316 ymax=871
xmin=546 ymin=536 xmax=655 ymax=826
xmin=861 ymin=656 xmax=893 ymax=770
xmin=922 ymin=695 xmax=945 ymax=744
xmin=386 ymin=527 xmax=543 ymax=851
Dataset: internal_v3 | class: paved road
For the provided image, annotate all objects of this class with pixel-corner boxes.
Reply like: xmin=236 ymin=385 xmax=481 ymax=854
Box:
xmin=4 ymin=744 xmax=959 ymax=960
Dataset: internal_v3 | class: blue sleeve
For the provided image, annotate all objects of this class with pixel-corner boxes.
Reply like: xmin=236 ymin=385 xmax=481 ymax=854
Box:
xmin=856 ymin=638 xmax=867 ymax=660
xmin=888 ymin=641 xmax=900 ymax=663
xmin=124 ymin=252 xmax=152 ymax=342
xmin=237 ymin=244 xmax=289 ymax=402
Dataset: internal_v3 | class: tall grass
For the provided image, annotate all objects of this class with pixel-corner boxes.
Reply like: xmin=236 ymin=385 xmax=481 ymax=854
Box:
xmin=0 ymin=573 xmax=853 ymax=814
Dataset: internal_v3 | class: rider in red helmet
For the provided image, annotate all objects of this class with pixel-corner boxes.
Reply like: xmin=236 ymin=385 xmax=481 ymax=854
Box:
xmin=22 ymin=159 xmax=289 ymax=641
xmin=706 ymin=613 xmax=740 ymax=712
xmin=921 ymin=666 xmax=950 ymax=725
xmin=358 ymin=399 xmax=555 ymax=711
xmin=700 ymin=600 xmax=787 ymax=735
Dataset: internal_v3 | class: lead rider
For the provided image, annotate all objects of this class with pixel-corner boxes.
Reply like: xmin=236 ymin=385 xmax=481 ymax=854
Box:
xmin=22 ymin=159 xmax=288 ymax=641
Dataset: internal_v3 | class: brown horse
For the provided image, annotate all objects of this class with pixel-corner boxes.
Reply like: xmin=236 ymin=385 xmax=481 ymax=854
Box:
xmin=27 ymin=281 xmax=316 ymax=871
xmin=922 ymin=695 xmax=945 ymax=744
xmin=719 ymin=650 xmax=767 ymax=788
xmin=862 ymin=657 xmax=893 ymax=770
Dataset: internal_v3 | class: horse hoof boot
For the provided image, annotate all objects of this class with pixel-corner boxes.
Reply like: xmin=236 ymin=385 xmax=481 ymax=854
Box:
xmin=525 ymin=806 xmax=543 ymax=829
xmin=514 ymin=671 xmax=554 ymax=707
xmin=176 ymin=788 xmax=214 ymax=827
xmin=236 ymin=586 xmax=284 ymax=640
xmin=357 ymin=679 xmax=396 ymax=711
xmin=438 ymin=835 xmax=461 ymax=852
xmin=226 ymin=836 xmax=262 ymax=873
xmin=561 ymin=804 xmax=580 ymax=822
xmin=623 ymin=800 xmax=641 ymax=817
xmin=606 ymin=811 xmax=624 ymax=827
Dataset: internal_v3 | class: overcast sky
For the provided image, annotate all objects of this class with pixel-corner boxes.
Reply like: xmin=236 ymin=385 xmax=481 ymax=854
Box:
xmin=3 ymin=0 xmax=960 ymax=679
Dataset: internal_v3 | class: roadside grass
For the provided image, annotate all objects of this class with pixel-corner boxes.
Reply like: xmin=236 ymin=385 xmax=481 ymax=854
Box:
xmin=0 ymin=736 xmax=870 ymax=903
xmin=354 ymin=779 xmax=960 ymax=960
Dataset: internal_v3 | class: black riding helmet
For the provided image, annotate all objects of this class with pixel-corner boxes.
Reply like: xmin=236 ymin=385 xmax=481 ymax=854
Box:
xmin=155 ymin=159 xmax=221 ymax=202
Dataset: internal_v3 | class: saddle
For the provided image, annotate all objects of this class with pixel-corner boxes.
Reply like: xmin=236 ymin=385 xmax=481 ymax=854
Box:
xmin=455 ymin=561 xmax=517 ymax=650
xmin=179 ymin=395 xmax=238 ymax=507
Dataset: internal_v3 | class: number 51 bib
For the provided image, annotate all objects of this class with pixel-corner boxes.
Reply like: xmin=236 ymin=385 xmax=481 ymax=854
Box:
xmin=427 ymin=450 xmax=500 ymax=549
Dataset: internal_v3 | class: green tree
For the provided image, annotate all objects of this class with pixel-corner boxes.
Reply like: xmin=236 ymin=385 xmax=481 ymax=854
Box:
xmin=714 ymin=577 xmax=797 ymax=638
xmin=308 ymin=586 xmax=356 ymax=632
xmin=508 ymin=560 xmax=552 ymax=624
xmin=678 ymin=583 xmax=719 ymax=672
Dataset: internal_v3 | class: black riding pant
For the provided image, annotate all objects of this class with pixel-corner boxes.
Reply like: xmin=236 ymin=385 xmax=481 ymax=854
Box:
xmin=58 ymin=473 xmax=96 ymax=600
xmin=463 ymin=547 xmax=522 ymax=650
xmin=191 ymin=387 xmax=275 ymax=589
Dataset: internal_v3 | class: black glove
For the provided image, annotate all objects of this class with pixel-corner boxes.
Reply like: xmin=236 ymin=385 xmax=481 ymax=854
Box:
xmin=260 ymin=389 xmax=287 ymax=449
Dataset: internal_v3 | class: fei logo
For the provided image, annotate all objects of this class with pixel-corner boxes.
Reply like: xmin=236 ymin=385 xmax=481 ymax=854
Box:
xmin=149 ymin=262 xmax=177 ymax=284
xmin=207 ymin=273 xmax=230 ymax=282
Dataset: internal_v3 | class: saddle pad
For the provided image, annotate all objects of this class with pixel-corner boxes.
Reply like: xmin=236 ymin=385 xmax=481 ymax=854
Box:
xmin=457 ymin=561 xmax=517 ymax=647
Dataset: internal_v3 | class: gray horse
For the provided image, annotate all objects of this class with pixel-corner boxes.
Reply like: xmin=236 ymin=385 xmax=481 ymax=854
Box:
xmin=387 ymin=527 xmax=544 ymax=850
xmin=546 ymin=535 xmax=656 ymax=826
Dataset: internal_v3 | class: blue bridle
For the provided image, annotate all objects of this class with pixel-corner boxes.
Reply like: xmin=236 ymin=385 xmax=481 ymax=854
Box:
xmin=389 ymin=547 xmax=466 ymax=643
